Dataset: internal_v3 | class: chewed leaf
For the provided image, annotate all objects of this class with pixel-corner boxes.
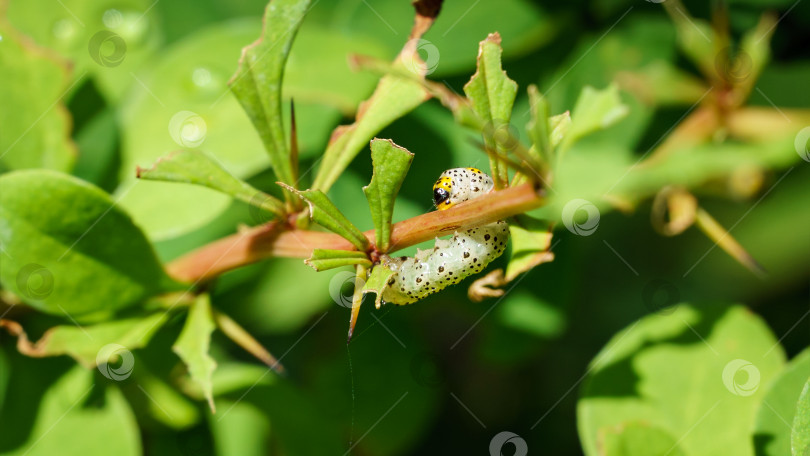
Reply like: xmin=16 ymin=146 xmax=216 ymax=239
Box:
xmin=280 ymin=185 xmax=370 ymax=251
xmin=363 ymin=139 xmax=414 ymax=252
xmin=361 ymin=264 xmax=397 ymax=310
xmin=305 ymin=249 xmax=372 ymax=271
xmin=463 ymin=32 xmax=518 ymax=187
xmin=137 ymin=150 xmax=284 ymax=218
xmin=229 ymin=0 xmax=312 ymax=201
xmin=173 ymin=294 xmax=217 ymax=413
xmin=311 ymin=2 xmax=438 ymax=192
xmin=0 ymin=20 xmax=75 ymax=172
xmin=558 ymin=84 xmax=628 ymax=153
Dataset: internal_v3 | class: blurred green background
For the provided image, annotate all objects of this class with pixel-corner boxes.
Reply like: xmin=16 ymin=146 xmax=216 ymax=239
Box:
xmin=1 ymin=0 xmax=809 ymax=455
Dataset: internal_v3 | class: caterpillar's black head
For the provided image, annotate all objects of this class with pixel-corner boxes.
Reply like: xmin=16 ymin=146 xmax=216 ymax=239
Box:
xmin=433 ymin=187 xmax=451 ymax=208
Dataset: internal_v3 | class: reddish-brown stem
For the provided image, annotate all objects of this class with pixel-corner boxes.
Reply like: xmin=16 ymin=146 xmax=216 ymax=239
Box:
xmin=166 ymin=183 xmax=544 ymax=283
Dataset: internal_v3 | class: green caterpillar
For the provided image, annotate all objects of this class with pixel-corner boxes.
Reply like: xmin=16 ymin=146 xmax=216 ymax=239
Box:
xmin=381 ymin=168 xmax=509 ymax=305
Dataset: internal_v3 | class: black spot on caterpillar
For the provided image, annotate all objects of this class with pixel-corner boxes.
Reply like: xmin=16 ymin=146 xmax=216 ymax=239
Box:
xmin=381 ymin=168 xmax=509 ymax=305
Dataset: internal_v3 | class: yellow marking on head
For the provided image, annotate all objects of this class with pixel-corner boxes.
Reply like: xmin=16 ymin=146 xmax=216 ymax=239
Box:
xmin=466 ymin=167 xmax=482 ymax=174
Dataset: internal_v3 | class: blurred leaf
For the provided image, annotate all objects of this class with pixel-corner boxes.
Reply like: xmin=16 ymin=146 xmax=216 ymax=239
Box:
xmin=737 ymin=14 xmax=777 ymax=98
xmin=663 ymin=1 xmax=717 ymax=79
xmin=130 ymin=364 xmax=200 ymax=430
xmin=6 ymin=0 xmax=161 ymax=101
xmin=617 ymin=61 xmax=708 ymax=106
xmin=136 ymin=150 xmax=284 ymax=217
xmin=505 ymin=216 xmax=553 ymax=282
xmin=578 ymin=304 xmax=785 ymax=456
xmin=527 ymin=85 xmax=552 ymax=166
xmin=600 ymin=421 xmax=686 ymax=456
xmin=793 ymin=378 xmax=810 ymax=456
xmin=173 ymin=294 xmax=217 ymax=413
xmin=362 ymin=264 xmax=397 ymax=309
xmin=0 ymin=20 xmax=75 ymax=172
xmin=0 ymin=364 xmax=140 ymax=456
xmin=230 ymin=0 xmax=311 ymax=201
xmin=212 ymin=310 xmax=283 ymax=373
xmin=305 ymin=249 xmax=371 ymax=272
xmin=559 ymin=84 xmax=629 ymax=153
xmin=210 ymin=399 xmax=271 ymax=456
xmin=284 ymin=21 xmax=390 ymax=113
xmin=0 ymin=170 xmax=171 ymax=318
xmin=753 ymin=348 xmax=810 ymax=456
xmin=464 ymin=32 xmax=518 ymax=186
xmin=0 ymin=312 xmax=169 ymax=368
xmin=283 ymin=186 xmax=370 ymax=251
xmin=363 ymin=138 xmax=414 ymax=252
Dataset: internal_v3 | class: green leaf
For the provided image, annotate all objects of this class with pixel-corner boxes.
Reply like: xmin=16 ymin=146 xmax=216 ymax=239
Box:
xmin=578 ymin=304 xmax=786 ymax=456
xmin=793 ymin=378 xmax=810 ymax=456
xmin=600 ymin=421 xmax=686 ymax=456
xmin=527 ymin=85 xmax=552 ymax=166
xmin=210 ymin=399 xmax=271 ymax=456
xmin=559 ymin=84 xmax=629 ymax=153
xmin=129 ymin=365 xmax=200 ymax=430
xmin=0 ymin=20 xmax=75 ymax=173
xmin=281 ymin=186 xmax=370 ymax=251
xmin=173 ymin=294 xmax=217 ymax=413
xmin=0 ymin=170 xmax=171 ymax=318
xmin=463 ymin=32 xmax=518 ymax=186
xmin=505 ymin=216 xmax=553 ymax=282
xmin=361 ymin=265 xmax=397 ymax=309
xmin=136 ymin=150 xmax=284 ymax=218
xmin=229 ymin=0 xmax=312 ymax=196
xmin=753 ymin=348 xmax=810 ymax=456
xmin=304 ymin=249 xmax=371 ymax=272
xmin=0 ymin=364 xmax=140 ymax=456
xmin=6 ymin=0 xmax=160 ymax=101
xmin=363 ymin=139 xmax=414 ymax=252
xmin=311 ymin=73 xmax=429 ymax=193
xmin=2 ymin=312 xmax=169 ymax=368
xmin=662 ymin=1 xmax=717 ymax=80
